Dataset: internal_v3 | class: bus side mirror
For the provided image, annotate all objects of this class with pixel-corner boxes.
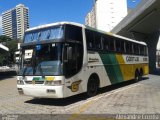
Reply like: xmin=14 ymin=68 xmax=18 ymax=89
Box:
xmin=67 ymin=47 xmax=73 ymax=60
xmin=64 ymin=45 xmax=73 ymax=62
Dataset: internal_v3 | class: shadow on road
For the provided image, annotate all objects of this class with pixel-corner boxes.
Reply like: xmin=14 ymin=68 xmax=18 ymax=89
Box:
xmin=0 ymin=71 xmax=17 ymax=80
xmin=25 ymin=93 xmax=88 ymax=106
xmin=152 ymin=68 xmax=160 ymax=75
xmin=25 ymin=77 xmax=149 ymax=106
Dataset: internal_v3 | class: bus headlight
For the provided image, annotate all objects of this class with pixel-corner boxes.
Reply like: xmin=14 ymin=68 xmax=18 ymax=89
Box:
xmin=17 ymin=80 xmax=24 ymax=85
xmin=17 ymin=77 xmax=23 ymax=81
xmin=45 ymin=80 xmax=62 ymax=86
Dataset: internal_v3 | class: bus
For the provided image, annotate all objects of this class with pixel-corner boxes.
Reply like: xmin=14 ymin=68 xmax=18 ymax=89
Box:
xmin=15 ymin=50 xmax=20 ymax=63
xmin=156 ymin=50 xmax=160 ymax=67
xmin=17 ymin=22 xmax=149 ymax=98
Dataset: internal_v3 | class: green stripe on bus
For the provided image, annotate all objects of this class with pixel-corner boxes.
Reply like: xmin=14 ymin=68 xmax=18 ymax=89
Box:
xmin=99 ymin=53 xmax=124 ymax=84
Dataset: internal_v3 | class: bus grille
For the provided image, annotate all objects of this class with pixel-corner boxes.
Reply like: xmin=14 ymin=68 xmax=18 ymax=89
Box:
xmin=25 ymin=81 xmax=44 ymax=84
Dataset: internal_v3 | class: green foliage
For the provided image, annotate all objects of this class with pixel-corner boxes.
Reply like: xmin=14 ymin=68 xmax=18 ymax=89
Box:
xmin=6 ymin=39 xmax=18 ymax=52
xmin=0 ymin=35 xmax=18 ymax=65
xmin=0 ymin=35 xmax=12 ymax=42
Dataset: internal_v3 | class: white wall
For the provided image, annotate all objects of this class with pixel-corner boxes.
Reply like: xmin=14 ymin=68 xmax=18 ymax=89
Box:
xmin=96 ymin=0 xmax=127 ymax=32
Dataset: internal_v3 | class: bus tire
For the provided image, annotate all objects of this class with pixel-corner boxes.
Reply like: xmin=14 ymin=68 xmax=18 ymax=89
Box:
xmin=139 ymin=68 xmax=143 ymax=80
xmin=87 ymin=74 xmax=99 ymax=97
xmin=135 ymin=70 xmax=140 ymax=82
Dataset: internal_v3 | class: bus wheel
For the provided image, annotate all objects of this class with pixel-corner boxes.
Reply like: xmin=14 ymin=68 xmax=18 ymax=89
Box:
xmin=139 ymin=68 xmax=143 ymax=80
xmin=135 ymin=70 xmax=140 ymax=82
xmin=87 ymin=75 xmax=99 ymax=97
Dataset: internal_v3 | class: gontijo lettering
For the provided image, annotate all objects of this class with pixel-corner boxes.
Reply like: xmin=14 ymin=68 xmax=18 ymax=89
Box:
xmin=126 ymin=56 xmax=139 ymax=62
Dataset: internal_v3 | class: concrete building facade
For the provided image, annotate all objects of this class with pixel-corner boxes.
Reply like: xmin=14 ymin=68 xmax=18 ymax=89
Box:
xmin=2 ymin=4 xmax=29 ymax=39
xmin=85 ymin=0 xmax=127 ymax=32
xmin=85 ymin=5 xmax=96 ymax=28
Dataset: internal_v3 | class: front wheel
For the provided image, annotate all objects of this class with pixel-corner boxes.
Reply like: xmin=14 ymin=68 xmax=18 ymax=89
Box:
xmin=87 ymin=77 xmax=99 ymax=97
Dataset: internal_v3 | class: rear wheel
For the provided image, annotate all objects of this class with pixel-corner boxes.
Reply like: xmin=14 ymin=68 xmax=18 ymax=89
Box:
xmin=139 ymin=68 xmax=143 ymax=80
xmin=135 ymin=70 xmax=140 ymax=82
xmin=87 ymin=76 xmax=99 ymax=97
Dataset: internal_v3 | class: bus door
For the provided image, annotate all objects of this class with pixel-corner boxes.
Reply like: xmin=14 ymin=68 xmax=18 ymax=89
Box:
xmin=64 ymin=42 xmax=83 ymax=78
xmin=64 ymin=24 xmax=83 ymax=79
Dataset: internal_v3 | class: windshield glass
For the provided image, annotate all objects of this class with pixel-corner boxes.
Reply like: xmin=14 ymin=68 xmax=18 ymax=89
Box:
xmin=24 ymin=25 xmax=64 ymax=43
xmin=19 ymin=43 xmax=63 ymax=76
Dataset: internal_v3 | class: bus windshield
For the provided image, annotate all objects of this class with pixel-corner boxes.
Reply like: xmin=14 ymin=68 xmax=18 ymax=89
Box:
xmin=24 ymin=25 xmax=64 ymax=43
xmin=19 ymin=43 xmax=63 ymax=76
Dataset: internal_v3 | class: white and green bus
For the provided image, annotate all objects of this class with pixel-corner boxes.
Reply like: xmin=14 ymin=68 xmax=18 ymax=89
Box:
xmin=17 ymin=22 xmax=149 ymax=98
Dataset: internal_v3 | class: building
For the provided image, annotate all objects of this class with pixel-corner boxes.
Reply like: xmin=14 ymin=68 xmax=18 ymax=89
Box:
xmin=2 ymin=4 xmax=29 ymax=39
xmin=85 ymin=0 xmax=127 ymax=32
xmin=85 ymin=5 xmax=96 ymax=28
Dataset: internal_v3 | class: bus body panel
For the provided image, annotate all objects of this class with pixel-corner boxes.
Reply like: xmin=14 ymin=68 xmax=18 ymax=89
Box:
xmin=63 ymin=52 xmax=149 ymax=98
xmin=87 ymin=52 xmax=112 ymax=87
xmin=17 ymin=84 xmax=64 ymax=98
xmin=17 ymin=76 xmax=65 ymax=98
xmin=17 ymin=22 xmax=149 ymax=98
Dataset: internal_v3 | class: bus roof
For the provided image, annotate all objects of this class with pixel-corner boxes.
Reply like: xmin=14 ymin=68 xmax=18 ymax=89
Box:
xmin=25 ymin=21 xmax=84 ymax=32
xmin=25 ymin=21 xmax=146 ymax=46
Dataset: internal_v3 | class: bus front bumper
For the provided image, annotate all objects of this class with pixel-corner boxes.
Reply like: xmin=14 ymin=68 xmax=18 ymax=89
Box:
xmin=17 ymin=85 xmax=64 ymax=98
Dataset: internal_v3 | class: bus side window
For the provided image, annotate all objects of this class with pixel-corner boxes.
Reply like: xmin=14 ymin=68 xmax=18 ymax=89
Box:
xmin=133 ymin=43 xmax=139 ymax=55
xmin=109 ymin=38 xmax=115 ymax=51
xmin=115 ymin=39 xmax=121 ymax=52
xmin=144 ymin=46 xmax=148 ymax=56
xmin=140 ymin=45 xmax=145 ymax=55
xmin=126 ymin=42 xmax=132 ymax=54
xmin=86 ymin=30 xmax=95 ymax=49
xmin=103 ymin=37 xmax=109 ymax=51
xmin=121 ymin=41 xmax=125 ymax=53
xmin=65 ymin=25 xmax=82 ymax=42
xmin=95 ymin=33 xmax=102 ymax=50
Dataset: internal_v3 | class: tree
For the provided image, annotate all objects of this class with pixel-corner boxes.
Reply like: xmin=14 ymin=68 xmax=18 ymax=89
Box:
xmin=0 ymin=35 xmax=18 ymax=65
xmin=0 ymin=35 xmax=12 ymax=42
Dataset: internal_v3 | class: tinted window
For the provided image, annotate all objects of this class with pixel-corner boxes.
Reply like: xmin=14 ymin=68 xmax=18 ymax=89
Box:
xmin=64 ymin=43 xmax=83 ymax=78
xmin=144 ymin=46 xmax=148 ymax=56
xmin=121 ymin=41 xmax=125 ymax=53
xmin=133 ymin=44 xmax=140 ymax=55
xmin=115 ymin=39 xmax=121 ymax=52
xmin=109 ymin=38 xmax=115 ymax=51
xmin=103 ymin=37 xmax=109 ymax=51
xmin=86 ymin=29 xmax=95 ymax=49
xmin=65 ymin=25 xmax=82 ymax=42
xmin=140 ymin=45 xmax=145 ymax=55
xmin=126 ymin=42 xmax=133 ymax=54
xmin=95 ymin=33 xmax=102 ymax=50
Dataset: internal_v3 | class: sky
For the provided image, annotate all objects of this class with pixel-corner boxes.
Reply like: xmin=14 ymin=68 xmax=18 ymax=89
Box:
xmin=127 ymin=0 xmax=141 ymax=9
xmin=0 ymin=0 xmax=141 ymax=35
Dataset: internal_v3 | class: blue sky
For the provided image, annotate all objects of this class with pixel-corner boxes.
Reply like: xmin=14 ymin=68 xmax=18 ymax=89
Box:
xmin=127 ymin=0 xmax=141 ymax=9
xmin=0 ymin=0 xmax=141 ymax=35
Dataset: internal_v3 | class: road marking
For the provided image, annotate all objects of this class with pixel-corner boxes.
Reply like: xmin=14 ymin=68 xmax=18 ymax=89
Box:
xmin=67 ymin=84 xmax=142 ymax=120
xmin=68 ymin=98 xmax=95 ymax=120
xmin=65 ymin=83 xmax=141 ymax=112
